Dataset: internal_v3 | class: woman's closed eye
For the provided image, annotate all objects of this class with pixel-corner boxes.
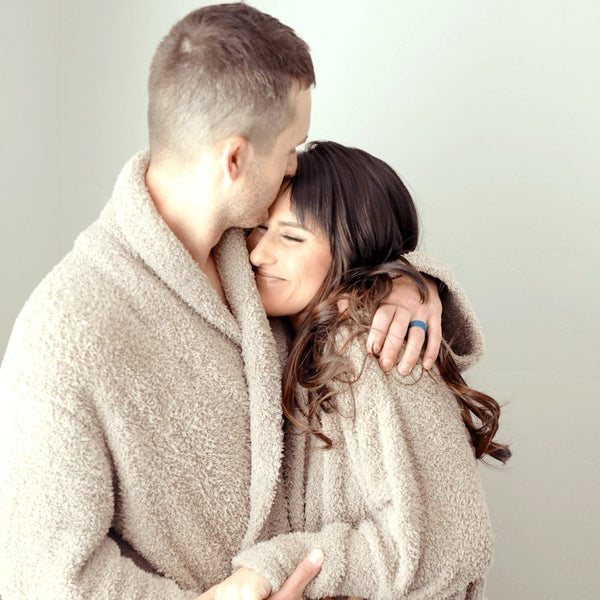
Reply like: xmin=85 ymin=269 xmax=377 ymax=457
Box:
xmin=282 ymin=233 xmax=305 ymax=243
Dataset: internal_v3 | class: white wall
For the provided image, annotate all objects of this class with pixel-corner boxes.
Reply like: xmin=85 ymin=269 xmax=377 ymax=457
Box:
xmin=2 ymin=1 xmax=599 ymax=598
xmin=0 ymin=1 xmax=62 ymax=347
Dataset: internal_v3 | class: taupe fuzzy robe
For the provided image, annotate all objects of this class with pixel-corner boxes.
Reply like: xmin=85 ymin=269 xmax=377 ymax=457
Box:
xmin=233 ymin=336 xmax=492 ymax=600
xmin=0 ymin=151 xmax=485 ymax=599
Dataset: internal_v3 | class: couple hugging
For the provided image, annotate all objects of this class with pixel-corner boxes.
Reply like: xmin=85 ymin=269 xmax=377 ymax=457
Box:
xmin=0 ymin=4 xmax=509 ymax=600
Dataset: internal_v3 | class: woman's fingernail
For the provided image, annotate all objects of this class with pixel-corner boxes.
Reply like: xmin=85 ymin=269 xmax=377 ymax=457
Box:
xmin=381 ymin=358 xmax=392 ymax=371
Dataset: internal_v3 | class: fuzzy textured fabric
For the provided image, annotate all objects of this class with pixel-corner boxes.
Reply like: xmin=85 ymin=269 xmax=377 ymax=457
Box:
xmin=0 ymin=151 xmax=286 ymax=599
xmin=402 ymin=251 xmax=485 ymax=373
xmin=233 ymin=333 xmax=493 ymax=600
xmin=0 ymin=151 xmax=485 ymax=599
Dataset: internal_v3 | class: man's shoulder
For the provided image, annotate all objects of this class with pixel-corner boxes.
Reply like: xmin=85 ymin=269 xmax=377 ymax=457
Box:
xmin=9 ymin=221 xmax=143 ymax=353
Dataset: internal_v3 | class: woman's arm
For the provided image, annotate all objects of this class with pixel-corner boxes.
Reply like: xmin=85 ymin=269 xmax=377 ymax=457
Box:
xmin=233 ymin=339 xmax=493 ymax=599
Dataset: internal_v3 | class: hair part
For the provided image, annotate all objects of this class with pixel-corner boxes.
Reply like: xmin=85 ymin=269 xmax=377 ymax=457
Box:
xmin=148 ymin=3 xmax=315 ymax=165
xmin=282 ymin=141 xmax=511 ymax=464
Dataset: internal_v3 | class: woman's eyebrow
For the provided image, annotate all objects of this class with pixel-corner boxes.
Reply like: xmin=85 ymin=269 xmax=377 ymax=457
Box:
xmin=278 ymin=220 xmax=310 ymax=231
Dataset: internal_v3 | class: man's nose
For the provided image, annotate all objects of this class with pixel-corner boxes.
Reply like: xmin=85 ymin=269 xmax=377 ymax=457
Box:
xmin=284 ymin=152 xmax=298 ymax=177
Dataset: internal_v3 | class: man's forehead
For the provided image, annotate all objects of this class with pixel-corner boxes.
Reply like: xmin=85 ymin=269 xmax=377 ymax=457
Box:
xmin=296 ymin=134 xmax=309 ymax=149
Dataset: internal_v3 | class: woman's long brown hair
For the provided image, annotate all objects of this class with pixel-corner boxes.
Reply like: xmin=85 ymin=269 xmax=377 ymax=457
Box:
xmin=282 ymin=141 xmax=511 ymax=464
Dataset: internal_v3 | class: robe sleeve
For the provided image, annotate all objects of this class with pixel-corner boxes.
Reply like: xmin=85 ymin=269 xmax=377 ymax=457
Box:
xmin=0 ymin=296 xmax=200 ymax=600
xmin=405 ymin=251 xmax=485 ymax=371
xmin=0 ymin=377 xmax=198 ymax=600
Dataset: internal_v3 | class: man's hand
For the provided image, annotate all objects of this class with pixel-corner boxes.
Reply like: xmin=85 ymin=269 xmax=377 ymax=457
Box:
xmin=194 ymin=567 xmax=270 ymax=600
xmin=271 ymin=548 xmax=324 ymax=600
xmin=214 ymin=567 xmax=272 ymax=600
xmin=194 ymin=549 xmax=323 ymax=600
xmin=366 ymin=276 xmax=442 ymax=375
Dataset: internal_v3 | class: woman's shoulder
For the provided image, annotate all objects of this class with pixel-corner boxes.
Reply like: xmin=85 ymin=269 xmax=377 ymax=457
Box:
xmin=331 ymin=322 xmax=464 ymax=427
xmin=332 ymin=323 xmax=425 ymax=387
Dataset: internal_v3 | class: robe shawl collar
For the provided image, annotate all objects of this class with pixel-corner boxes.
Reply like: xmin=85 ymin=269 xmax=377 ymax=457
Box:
xmin=101 ymin=150 xmax=284 ymax=548
xmin=101 ymin=150 xmax=241 ymax=344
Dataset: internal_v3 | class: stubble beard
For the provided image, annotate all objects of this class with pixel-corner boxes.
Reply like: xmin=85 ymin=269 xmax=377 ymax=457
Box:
xmin=232 ymin=161 xmax=276 ymax=229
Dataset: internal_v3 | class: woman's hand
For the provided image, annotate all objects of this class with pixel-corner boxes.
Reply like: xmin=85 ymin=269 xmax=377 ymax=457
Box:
xmin=367 ymin=276 xmax=442 ymax=375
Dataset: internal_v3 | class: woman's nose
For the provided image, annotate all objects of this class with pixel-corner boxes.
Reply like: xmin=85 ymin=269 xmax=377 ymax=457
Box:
xmin=249 ymin=235 xmax=275 ymax=267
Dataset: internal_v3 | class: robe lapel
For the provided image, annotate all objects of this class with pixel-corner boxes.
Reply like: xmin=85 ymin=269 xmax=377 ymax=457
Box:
xmin=215 ymin=229 xmax=285 ymax=547
xmin=102 ymin=150 xmax=241 ymax=345
xmin=104 ymin=152 xmax=284 ymax=544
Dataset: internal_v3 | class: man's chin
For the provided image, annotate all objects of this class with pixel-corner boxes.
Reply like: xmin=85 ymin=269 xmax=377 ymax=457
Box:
xmin=240 ymin=213 xmax=268 ymax=230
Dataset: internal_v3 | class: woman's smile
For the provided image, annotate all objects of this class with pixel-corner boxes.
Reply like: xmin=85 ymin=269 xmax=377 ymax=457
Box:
xmin=255 ymin=269 xmax=286 ymax=283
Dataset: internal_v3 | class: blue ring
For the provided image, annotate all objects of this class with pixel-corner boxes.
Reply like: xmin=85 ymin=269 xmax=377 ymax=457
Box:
xmin=408 ymin=320 xmax=428 ymax=334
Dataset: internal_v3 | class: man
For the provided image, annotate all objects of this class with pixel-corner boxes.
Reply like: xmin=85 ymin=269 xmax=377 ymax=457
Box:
xmin=0 ymin=5 xmax=483 ymax=599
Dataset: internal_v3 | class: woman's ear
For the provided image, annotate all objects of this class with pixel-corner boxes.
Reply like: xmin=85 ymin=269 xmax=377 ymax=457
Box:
xmin=219 ymin=136 xmax=252 ymax=184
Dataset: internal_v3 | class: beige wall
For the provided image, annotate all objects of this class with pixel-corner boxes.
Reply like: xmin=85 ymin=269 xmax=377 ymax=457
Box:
xmin=1 ymin=1 xmax=599 ymax=598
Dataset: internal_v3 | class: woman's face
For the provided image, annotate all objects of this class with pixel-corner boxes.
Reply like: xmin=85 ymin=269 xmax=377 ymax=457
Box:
xmin=247 ymin=188 xmax=332 ymax=326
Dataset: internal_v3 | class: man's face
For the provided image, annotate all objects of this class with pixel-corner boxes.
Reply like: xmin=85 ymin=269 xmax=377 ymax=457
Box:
xmin=237 ymin=84 xmax=312 ymax=228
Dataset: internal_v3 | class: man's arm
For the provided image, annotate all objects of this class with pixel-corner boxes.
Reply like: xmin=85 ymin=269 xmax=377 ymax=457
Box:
xmin=366 ymin=252 xmax=485 ymax=375
xmin=0 ymin=376 xmax=198 ymax=600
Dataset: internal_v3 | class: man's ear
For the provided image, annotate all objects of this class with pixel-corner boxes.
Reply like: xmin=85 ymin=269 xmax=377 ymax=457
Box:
xmin=219 ymin=136 xmax=252 ymax=184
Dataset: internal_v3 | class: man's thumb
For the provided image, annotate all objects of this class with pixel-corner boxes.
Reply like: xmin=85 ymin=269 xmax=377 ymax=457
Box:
xmin=307 ymin=548 xmax=325 ymax=568
xmin=294 ymin=548 xmax=324 ymax=582
xmin=271 ymin=548 xmax=324 ymax=599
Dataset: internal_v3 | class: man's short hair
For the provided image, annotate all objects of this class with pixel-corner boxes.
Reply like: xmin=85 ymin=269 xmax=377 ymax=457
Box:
xmin=148 ymin=3 xmax=315 ymax=164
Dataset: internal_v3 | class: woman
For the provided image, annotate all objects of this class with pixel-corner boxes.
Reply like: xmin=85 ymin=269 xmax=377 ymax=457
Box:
xmin=218 ymin=141 xmax=510 ymax=599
